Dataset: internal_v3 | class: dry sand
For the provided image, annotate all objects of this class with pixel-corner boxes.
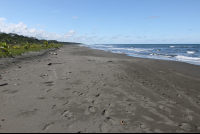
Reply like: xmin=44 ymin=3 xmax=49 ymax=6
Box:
xmin=0 ymin=44 xmax=200 ymax=133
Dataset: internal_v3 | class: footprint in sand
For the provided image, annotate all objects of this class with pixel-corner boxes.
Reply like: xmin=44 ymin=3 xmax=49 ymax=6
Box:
xmin=157 ymin=105 xmax=166 ymax=110
xmin=89 ymin=106 xmax=97 ymax=113
xmin=103 ymin=117 xmax=117 ymax=125
xmin=43 ymin=81 xmax=54 ymax=86
xmin=102 ymin=109 xmax=107 ymax=116
xmin=95 ymin=93 xmax=101 ymax=97
xmin=42 ymin=122 xmax=54 ymax=131
xmin=73 ymin=91 xmax=79 ymax=95
xmin=61 ymin=110 xmax=72 ymax=119
xmin=36 ymin=95 xmax=45 ymax=99
xmin=92 ymin=100 xmax=98 ymax=105
xmin=185 ymin=115 xmax=193 ymax=121
xmin=139 ymin=123 xmax=151 ymax=132
xmin=179 ymin=123 xmax=195 ymax=131
xmin=85 ymin=106 xmax=97 ymax=114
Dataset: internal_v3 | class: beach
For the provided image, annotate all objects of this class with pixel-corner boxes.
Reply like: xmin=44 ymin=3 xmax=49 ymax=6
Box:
xmin=0 ymin=44 xmax=200 ymax=132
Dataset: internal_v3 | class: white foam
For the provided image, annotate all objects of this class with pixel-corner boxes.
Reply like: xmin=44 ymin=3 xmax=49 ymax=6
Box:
xmin=176 ymin=55 xmax=200 ymax=60
xmin=170 ymin=46 xmax=175 ymax=47
xmin=187 ymin=51 xmax=196 ymax=54
xmin=129 ymin=48 xmax=153 ymax=52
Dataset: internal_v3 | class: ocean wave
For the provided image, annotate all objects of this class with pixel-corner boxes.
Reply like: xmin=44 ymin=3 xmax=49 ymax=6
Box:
xmin=107 ymin=47 xmax=153 ymax=52
xmin=176 ymin=55 xmax=200 ymax=60
xmin=187 ymin=51 xmax=196 ymax=54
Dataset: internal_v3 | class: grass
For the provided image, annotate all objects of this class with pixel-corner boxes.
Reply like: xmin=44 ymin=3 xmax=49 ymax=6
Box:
xmin=0 ymin=43 xmax=62 ymax=58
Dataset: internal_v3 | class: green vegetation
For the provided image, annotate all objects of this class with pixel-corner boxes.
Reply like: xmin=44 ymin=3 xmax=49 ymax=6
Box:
xmin=0 ymin=32 xmax=80 ymax=58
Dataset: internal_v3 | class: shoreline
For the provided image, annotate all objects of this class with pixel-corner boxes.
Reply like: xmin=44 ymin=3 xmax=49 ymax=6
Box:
xmin=0 ymin=44 xmax=200 ymax=132
xmin=81 ymin=44 xmax=200 ymax=67
xmin=80 ymin=45 xmax=200 ymax=79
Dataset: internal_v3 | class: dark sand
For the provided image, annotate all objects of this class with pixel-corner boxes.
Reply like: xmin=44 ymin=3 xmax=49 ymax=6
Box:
xmin=0 ymin=45 xmax=200 ymax=133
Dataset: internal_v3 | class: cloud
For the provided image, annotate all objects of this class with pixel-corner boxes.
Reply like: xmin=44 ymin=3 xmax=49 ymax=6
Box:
xmin=93 ymin=28 xmax=98 ymax=30
xmin=189 ymin=29 xmax=193 ymax=31
xmin=147 ymin=16 xmax=160 ymax=19
xmin=64 ymin=30 xmax=78 ymax=38
xmin=72 ymin=16 xmax=78 ymax=19
xmin=36 ymin=24 xmax=46 ymax=27
xmin=0 ymin=18 xmax=77 ymax=41
xmin=0 ymin=18 xmax=6 ymax=22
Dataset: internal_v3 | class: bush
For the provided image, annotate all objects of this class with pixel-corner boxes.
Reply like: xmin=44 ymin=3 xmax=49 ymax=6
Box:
xmin=0 ymin=42 xmax=11 ymax=56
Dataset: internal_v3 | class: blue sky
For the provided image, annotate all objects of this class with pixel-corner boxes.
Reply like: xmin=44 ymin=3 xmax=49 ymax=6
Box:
xmin=0 ymin=0 xmax=199 ymax=44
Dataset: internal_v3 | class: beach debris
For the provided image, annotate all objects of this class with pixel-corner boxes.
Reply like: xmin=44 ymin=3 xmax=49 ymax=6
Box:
xmin=49 ymin=52 xmax=57 ymax=55
xmin=120 ymin=120 xmax=125 ymax=125
xmin=0 ymin=83 xmax=8 ymax=86
xmin=47 ymin=63 xmax=52 ymax=65
xmin=177 ymin=94 xmax=183 ymax=98
xmin=1 ymin=119 xmax=4 ymax=121
xmin=108 ymin=61 xmax=113 ymax=62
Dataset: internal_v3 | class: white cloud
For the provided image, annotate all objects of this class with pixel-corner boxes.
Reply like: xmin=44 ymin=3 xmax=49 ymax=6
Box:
xmin=0 ymin=18 xmax=6 ymax=22
xmin=64 ymin=30 xmax=78 ymax=38
xmin=72 ymin=16 xmax=78 ymax=19
xmin=36 ymin=24 xmax=46 ymax=27
xmin=93 ymin=28 xmax=98 ymax=30
xmin=0 ymin=18 xmax=77 ymax=41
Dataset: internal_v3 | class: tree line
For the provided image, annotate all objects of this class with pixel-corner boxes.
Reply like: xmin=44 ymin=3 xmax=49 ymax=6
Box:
xmin=0 ymin=32 xmax=80 ymax=45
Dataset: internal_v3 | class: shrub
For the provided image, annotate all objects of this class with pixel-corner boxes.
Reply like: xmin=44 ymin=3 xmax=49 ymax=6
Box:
xmin=0 ymin=42 xmax=11 ymax=56
xmin=13 ymin=45 xmax=21 ymax=49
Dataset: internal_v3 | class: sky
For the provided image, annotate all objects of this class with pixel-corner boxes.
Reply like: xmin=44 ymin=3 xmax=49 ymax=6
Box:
xmin=0 ymin=0 xmax=200 ymax=44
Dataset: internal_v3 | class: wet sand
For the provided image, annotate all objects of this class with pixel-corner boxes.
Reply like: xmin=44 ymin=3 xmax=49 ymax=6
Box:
xmin=0 ymin=44 xmax=200 ymax=133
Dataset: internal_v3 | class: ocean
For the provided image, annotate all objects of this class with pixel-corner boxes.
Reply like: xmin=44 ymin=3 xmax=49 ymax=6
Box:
xmin=80 ymin=44 xmax=200 ymax=66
